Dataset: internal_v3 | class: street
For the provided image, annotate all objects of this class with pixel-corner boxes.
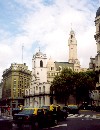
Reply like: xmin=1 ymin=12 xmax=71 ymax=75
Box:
xmin=10 ymin=110 xmax=100 ymax=130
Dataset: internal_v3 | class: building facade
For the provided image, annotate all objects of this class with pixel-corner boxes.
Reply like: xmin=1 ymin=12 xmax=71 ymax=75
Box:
xmin=88 ymin=7 xmax=100 ymax=106
xmin=24 ymin=50 xmax=51 ymax=107
xmin=89 ymin=57 xmax=95 ymax=71
xmin=0 ymin=81 xmax=3 ymax=100
xmin=2 ymin=63 xmax=31 ymax=108
xmin=94 ymin=7 xmax=100 ymax=90
xmin=47 ymin=57 xmax=74 ymax=82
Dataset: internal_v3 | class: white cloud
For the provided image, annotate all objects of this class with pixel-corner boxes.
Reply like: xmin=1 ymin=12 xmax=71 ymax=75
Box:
xmin=0 ymin=0 xmax=99 ymax=81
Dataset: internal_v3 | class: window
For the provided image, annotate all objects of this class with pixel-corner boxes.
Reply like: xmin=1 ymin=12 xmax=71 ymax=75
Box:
xmin=36 ymin=86 xmax=38 ymax=90
xmin=39 ymin=87 xmax=41 ymax=93
xmin=43 ymin=97 xmax=45 ymax=105
xmin=71 ymin=35 xmax=73 ymax=39
xmin=39 ymin=97 xmax=41 ymax=107
xmin=43 ymin=86 xmax=45 ymax=93
xmin=37 ymin=72 xmax=39 ymax=75
xmin=40 ymin=60 xmax=43 ymax=67
xmin=34 ymin=87 xmax=35 ymax=93
xmin=34 ymin=61 xmax=35 ymax=67
xmin=26 ymin=90 xmax=28 ymax=95
xmin=99 ymin=24 xmax=100 ymax=32
xmin=51 ymin=67 xmax=54 ymax=70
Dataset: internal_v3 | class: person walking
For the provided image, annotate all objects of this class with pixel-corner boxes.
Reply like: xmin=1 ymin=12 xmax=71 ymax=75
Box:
xmin=7 ymin=106 xmax=10 ymax=116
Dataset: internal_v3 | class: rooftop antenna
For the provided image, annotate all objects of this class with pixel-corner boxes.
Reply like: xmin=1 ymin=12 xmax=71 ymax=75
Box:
xmin=22 ymin=44 xmax=24 ymax=64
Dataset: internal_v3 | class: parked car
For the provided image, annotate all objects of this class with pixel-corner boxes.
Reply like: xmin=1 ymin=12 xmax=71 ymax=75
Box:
xmin=12 ymin=107 xmax=22 ymax=117
xmin=79 ymin=104 xmax=95 ymax=111
xmin=67 ymin=104 xmax=79 ymax=114
xmin=42 ymin=104 xmax=68 ymax=121
xmin=63 ymin=105 xmax=70 ymax=114
xmin=95 ymin=106 xmax=100 ymax=112
xmin=13 ymin=107 xmax=58 ymax=129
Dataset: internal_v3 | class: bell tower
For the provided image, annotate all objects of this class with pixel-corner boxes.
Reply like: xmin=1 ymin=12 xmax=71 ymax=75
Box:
xmin=32 ymin=49 xmax=47 ymax=83
xmin=68 ymin=29 xmax=80 ymax=72
xmin=68 ymin=29 xmax=77 ymax=63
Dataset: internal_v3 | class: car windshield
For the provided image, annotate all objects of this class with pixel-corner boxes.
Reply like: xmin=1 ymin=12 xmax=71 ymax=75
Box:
xmin=13 ymin=108 xmax=20 ymax=110
xmin=68 ymin=105 xmax=78 ymax=109
xmin=18 ymin=109 xmax=34 ymax=114
xmin=42 ymin=106 xmax=50 ymax=110
xmin=63 ymin=106 xmax=68 ymax=109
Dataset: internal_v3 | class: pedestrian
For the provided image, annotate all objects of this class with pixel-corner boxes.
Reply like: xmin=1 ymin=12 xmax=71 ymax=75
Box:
xmin=1 ymin=106 xmax=4 ymax=116
xmin=7 ymin=106 xmax=10 ymax=116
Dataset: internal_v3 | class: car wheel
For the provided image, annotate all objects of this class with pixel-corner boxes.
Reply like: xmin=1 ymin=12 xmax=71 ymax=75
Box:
xmin=54 ymin=119 xmax=58 ymax=125
xmin=33 ymin=122 xmax=39 ymax=130
xmin=17 ymin=124 xmax=22 ymax=129
xmin=63 ymin=116 xmax=67 ymax=120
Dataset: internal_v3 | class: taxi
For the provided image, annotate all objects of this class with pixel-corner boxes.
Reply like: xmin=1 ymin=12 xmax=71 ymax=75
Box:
xmin=42 ymin=104 xmax=68 ymax=121
xmin=13 ymin=106 xmax=58 ymax=129
xmin=13 ymin=107 xmax=44 ymax=129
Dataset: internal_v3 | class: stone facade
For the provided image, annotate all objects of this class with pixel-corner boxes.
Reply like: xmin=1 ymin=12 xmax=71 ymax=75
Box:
xmin=2 ymin=63 xmax=31 ymax=108
xmin=94 ymin=7 xmax=100 ymax=90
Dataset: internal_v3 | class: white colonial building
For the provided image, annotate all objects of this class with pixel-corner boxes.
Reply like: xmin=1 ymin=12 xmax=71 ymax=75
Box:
xmin=24 ymin=50 xmax=51 ymax=107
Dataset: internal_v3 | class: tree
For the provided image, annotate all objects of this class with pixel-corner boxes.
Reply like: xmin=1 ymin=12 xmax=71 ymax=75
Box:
xmin=75 ymin=71 xmax=97 ymax=104
xmin=51 ymin=68 xmax=96 ymax=105
xmin=51 ymin=68 xmax=74 ymax=104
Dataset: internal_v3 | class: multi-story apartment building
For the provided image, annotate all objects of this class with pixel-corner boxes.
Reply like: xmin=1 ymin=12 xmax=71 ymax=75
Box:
xmin=2 ymin=63 xmax=31 ymax=108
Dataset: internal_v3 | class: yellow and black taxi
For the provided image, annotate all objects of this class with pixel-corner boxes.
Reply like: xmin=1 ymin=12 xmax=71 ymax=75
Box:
xmin=13 ymin=106 xmax=58 ymax=129
xmin=13 ymin=107 xmax=43 ymax=129
xmin=42 ymin=104 xmax=68 ymax=121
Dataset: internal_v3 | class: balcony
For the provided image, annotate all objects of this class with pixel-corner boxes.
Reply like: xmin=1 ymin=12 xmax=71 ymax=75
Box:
xmin=24 ymin=91 xmax=50 ymax=98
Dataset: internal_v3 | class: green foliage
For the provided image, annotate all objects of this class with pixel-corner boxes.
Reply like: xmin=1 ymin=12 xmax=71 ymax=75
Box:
xmin=51 ymin=68 xmax=96 ymax=104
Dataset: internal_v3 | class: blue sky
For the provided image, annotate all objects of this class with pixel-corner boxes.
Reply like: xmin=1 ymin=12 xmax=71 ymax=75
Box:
xmin=0 ymin=0 xmax=100 ymax=81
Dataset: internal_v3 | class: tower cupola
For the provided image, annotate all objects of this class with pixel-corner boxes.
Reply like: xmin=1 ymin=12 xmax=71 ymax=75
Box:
xmin=96 ymin=7 xmax=100 ymax=17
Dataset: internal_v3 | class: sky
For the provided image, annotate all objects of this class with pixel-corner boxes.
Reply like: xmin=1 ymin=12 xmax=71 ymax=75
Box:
xmin=0 ymin=0 xmax=100 ymax=81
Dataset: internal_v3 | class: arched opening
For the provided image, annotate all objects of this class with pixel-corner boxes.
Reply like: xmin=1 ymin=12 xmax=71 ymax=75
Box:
xmin=40 ymin=60 xmax=43 ymax=67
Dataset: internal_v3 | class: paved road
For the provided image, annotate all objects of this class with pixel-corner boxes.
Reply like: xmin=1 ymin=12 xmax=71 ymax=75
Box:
xmin=2 ymin=110 xmax=100 ymax=130
xmin=45 ymin=110 xmax=100 ymax=130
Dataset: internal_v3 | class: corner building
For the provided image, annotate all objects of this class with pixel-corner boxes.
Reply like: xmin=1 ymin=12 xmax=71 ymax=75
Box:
xmin=2 ymin=63 xmax=31 ymax=108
